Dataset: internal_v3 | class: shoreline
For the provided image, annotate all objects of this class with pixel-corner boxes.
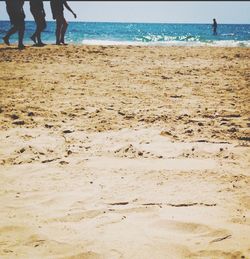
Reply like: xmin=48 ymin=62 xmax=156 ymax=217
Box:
xmin=1 ymin=40 xmax=250 ymax=48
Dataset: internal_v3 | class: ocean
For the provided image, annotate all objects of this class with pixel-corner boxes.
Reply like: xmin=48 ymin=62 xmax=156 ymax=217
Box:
xmin=0 ymin=21 xmax=250 ymax=47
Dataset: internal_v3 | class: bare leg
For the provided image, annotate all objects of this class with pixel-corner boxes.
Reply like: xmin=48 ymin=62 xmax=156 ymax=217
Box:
xmin=60 ymin=18 xmax=68 ymax=44
xmin=31 ymin=23 xmax=37 ymax=44
xmin=36 ymin=31 xmax=45 ymax=46
xmin=37 ymin=21 xmax=46 ymax=45
xmin=18 ymin=22 xmax=25 ymax=49
xmin=31 ymin=31 xmax=37 ymax=44
xmin=32 ymin=16 xmax=46 ymax=46
xmin=3 ymin=26 xmax=18 ymax=45
xmin=56 ymin=18 xmax=63 ymax=45
xmin=37 ymin=31 xmax=42 ymax=45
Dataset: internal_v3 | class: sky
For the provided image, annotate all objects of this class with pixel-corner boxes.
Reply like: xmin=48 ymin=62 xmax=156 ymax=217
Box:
xmin=0 ymin=1 xmax=250 ymax=24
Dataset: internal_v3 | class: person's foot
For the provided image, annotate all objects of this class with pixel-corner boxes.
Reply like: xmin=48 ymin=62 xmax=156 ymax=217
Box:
xmin=60 ymin=42 xmax=68 ymax=45
xmin=3 ymin=36 xmax=10 ymax=46
xmin=30 ymin=35 xmax=36 ymax=44
xmin=18 ymin=44 xmax=25 ymax=50
xmin=37 ymin=42 xmax=46 ymax=47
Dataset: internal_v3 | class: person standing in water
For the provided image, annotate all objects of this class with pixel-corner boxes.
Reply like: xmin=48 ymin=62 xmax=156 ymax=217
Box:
xmin=212 ymin=18 xmax=217 ymax=35
xmin=50 ymin=0 xmax=77 ymax=45
xmin=30 ymin=0 xmax=47 ymax=46
xmin=2 ymin=0 xmax=25 ymax=50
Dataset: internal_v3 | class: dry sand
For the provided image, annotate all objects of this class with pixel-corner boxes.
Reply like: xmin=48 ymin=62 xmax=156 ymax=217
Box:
xmin=0 ymin=44 xmax=250 ymax=259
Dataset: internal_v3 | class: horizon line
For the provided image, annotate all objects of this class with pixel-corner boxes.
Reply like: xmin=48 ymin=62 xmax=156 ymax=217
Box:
xmin=0 ymin=20 xmax=250 ymax=25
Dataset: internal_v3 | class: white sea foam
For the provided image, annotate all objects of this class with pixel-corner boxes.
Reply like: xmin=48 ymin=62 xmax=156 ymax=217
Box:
xmin=81 ymin=39 xmax=250 ymax=47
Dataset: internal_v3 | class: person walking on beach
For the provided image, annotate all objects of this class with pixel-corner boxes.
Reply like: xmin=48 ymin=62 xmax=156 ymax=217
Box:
xmin=30 ymin=0 xmax=47 ymax=46
xmin=50 ymin=0 xmax=77 ymax=45
xmin=2 ymin=0 xmax=25 ymax=50
xmin=212 ymin=18 xmax=217 ymax=35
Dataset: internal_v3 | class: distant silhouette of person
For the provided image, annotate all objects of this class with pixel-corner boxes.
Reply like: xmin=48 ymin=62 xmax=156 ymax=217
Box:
xmin=3 ymin=0 xmax=25 ymax=49
xmin=212 ymin=18 xmax=217 ymax=35
xmin=50 ymin=0 xmax=77 ymax=45
xmin=30 ymin=0 xmax=47 ymax=46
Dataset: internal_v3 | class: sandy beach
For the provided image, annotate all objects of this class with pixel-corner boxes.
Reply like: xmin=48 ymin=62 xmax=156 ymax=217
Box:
xmin=0 ymin=44 xmax=250 ymax=258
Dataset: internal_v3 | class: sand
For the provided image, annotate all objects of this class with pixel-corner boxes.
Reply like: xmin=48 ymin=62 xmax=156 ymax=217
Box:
xmin=0 ymin=44 xmax=250 ymax=259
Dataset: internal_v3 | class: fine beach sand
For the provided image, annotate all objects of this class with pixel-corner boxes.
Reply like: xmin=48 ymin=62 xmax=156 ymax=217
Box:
xmin=0 ymin=44 xmax=250 ymax=258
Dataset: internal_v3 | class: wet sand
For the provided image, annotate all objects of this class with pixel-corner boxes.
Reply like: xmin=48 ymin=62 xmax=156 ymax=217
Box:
xmin=0 ymin=44 xmax=250 ymax=258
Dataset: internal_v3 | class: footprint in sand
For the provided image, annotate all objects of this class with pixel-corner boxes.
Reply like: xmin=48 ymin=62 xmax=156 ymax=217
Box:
xmin=152 ymin=219 xmax=231 ymax=241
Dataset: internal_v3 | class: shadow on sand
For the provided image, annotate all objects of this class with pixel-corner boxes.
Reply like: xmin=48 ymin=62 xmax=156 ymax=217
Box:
xmin=0 ymin=46 xmax=20 ymax=51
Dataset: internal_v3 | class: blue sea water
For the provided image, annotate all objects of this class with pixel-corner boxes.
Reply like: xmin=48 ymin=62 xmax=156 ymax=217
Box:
xmin=0 ymin=21 xmax=250 ymax=47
